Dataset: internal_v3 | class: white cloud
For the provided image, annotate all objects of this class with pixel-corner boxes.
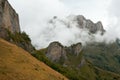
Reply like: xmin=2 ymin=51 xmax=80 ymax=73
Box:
xmin=104 ymin=0 xmax=120 ymax=39
xmin=8 ymin=0 xmax=69 ymax=29
xmin=8 ymin=0 xmax=120 ymax=49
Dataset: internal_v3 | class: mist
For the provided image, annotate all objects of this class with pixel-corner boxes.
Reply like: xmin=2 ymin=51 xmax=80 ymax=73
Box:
xmin=8 ymin=0 xmax=120 ymax=49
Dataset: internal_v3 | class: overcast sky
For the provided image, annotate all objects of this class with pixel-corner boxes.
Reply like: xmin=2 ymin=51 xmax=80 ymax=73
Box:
xmin=8 ymin=0 xmax=120 ymax=49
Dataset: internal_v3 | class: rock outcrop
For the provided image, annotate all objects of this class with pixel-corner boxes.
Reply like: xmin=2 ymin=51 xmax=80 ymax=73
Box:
xmin=46 ymin=42 xmax=83 ymax=62
xmin=67 ymin=43 xmax=82 ymax=56
xmin=0 ymin=0 xmax=35 ymax=53
xmin=75 ymin=15 xmax=105 ymax=34
xmin=46 ymin=42 xmax=67 ymax=62
xmin=0 ymin=0 xmax=20 ymax=33
xmin=50 ymin=15 xmax=105 ymax=35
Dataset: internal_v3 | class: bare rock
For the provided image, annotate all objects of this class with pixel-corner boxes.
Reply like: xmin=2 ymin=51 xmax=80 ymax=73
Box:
xmin=46 ymin=42 xmax=83 ymax=62
xmin=66 ymin=42 xmax=82 ymax=56
xmin=0 ymin=0 xmax=20 ymax=33
xmin=74 ymin=15 xmax=105 ymax=34
xmin=0 ymin=0 xmax=35 ymax=53
xmin=72 ymin=43 xmax=82 ymax=56
xmin=76 ymin=15 xmax=86 ymax=28
xmin=46 ymin=42 xmax=67 ymax=62
xmin=95 ymin=21 xmax=106 ymax=35
xmin=0 ymin=27 xmax=9 ymax=40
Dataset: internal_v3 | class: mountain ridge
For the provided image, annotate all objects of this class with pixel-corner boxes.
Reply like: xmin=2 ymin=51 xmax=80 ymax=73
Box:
xmin=50 ymin=15 xmax=105 ymax=35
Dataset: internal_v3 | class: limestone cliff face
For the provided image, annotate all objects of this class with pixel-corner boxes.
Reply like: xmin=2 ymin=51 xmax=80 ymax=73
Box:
xmin=0 ymin=0 xmax=35 ymax=53
xmin=67 ymin=43 xmax=82 ymax=56
xmin=0 ymin=0 xmax=20 ymax=33
xmin=46 ymin=42 xmax=83 ymax=62
xmin=46 ymin=42 xmax=67 ymax=62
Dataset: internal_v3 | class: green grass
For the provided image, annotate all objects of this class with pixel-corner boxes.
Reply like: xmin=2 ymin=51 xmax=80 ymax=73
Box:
xmin=33 ymin=47 xmax=120 ymax=80
xmin=83 ymin=42 xmax=120 ymax=74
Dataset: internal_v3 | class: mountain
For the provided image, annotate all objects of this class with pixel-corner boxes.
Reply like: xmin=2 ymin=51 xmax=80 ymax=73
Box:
xmin=0 ymin=0 xmax=34 ymax=53
xmin=75 ymin=15 xmax=105 ymax=34
xmin=0 ymin=1 xmax=69 ymax=80
xmin=34 ymin=41 xmax=120 ymax=80
xmin=0 ymin=38 xmax=68 ymax=80
xmin=0 ymin=0 xmax=120 ymax=80
xmin=46 ymin=42 xmax=82 ymax=62
xmin=50 ymin=15 xmax=105 ymax=35
xmin=83 ymin=42 xmax=120 ymax=74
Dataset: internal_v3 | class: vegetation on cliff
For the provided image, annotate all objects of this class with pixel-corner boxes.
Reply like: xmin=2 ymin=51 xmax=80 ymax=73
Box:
xmin=0 ymin=27 xmax=35 ymax=53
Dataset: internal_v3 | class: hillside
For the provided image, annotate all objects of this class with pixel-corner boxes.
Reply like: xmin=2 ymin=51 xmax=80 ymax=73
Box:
xmin=0 ymin=39 xmax=68 ymax=80
xmin=33 ymin=42 xmax=120 ymax=80
xmin=84 ymin=42 xmax=120 ymax=74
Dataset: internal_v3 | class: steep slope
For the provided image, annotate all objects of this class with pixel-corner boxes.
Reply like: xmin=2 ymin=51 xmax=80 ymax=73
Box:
xmin=0 ymin=38 xmax=68 ymax=80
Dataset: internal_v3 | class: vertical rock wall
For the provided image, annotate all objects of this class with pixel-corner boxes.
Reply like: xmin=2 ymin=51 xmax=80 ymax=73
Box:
xmin=0 ymin=0 xmax=20 ymax=33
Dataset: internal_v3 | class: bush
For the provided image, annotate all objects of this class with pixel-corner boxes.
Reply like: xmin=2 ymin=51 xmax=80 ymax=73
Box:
xmin=6 ymin=30 xmax=35 ymax=52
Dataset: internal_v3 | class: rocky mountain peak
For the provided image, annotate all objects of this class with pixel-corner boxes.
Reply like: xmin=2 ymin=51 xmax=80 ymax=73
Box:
xmin=70 ymin=43 xmax=82 ymax=56
xmin=75 ymin=15 xmax=86 ymax=28
xmin=50 ymin=15 xmax=105 ymax=35
xmin=46 ymin=42 xmax=83 ymax=62
xmin=95 ymin=21 xmax=105 ymax=34
xmin=74 ymin=15 xmax=105 ymax=34
xmin=46 ymin=42 xmax=67 ymax=62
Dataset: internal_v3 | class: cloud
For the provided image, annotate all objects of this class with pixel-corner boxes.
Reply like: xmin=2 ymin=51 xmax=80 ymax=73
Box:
xmin=8 ymin=0 xmax=120 ymax=49
xmin=8 ymin=0 xmax=69 ymax=28
xmin=103 ymin=0 xmax=120 ymax=40
xmin=29 ymin=16 xmax=103 ymax=49
xmin=8 ymin=0 xmax=70 ymax=48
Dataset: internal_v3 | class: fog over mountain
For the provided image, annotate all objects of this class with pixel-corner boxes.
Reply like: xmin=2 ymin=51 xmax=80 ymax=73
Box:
xmin=8 ymin=0 xmax=120 ymax=49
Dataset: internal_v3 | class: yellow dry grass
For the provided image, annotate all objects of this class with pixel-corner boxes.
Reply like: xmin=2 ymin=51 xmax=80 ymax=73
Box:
xmin=0 ymin=39 xmax=68 ymax=80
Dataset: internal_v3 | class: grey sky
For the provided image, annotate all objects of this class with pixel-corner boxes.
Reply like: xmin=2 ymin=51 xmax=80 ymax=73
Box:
xmin=8 ymin=0 xmax=111 ymax=28
xmin=8 ymin=0 xmax=120 ymax=49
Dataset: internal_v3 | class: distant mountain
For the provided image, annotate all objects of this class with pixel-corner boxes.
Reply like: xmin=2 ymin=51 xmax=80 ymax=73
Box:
xmin=33 ymin=41 xmax=120 ymax=80
xmin=0 ymin=38 xmax=68 ymax=80
xmin=46 ymin=42 xmax=82 ymax=62
xmin=49 ymin=15 xmax=105 ymax=35
xmin=83 ymin=41 xmax=120 ymax=75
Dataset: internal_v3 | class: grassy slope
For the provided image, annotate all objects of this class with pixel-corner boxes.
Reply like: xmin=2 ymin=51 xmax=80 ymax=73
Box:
xmin=66 ymin=52 xmax=120 ymax=80
xmin=0 ymin=39 xmax=68 ymax=80
xmin=35 ymin=47 xmax=120 ymax=80
xmin=83 ymin=42 xmax=120 ymax=74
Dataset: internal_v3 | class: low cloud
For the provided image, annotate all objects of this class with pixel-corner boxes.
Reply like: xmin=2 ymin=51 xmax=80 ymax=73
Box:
xmin=8 ymin=0 xmax=120 ymax=49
